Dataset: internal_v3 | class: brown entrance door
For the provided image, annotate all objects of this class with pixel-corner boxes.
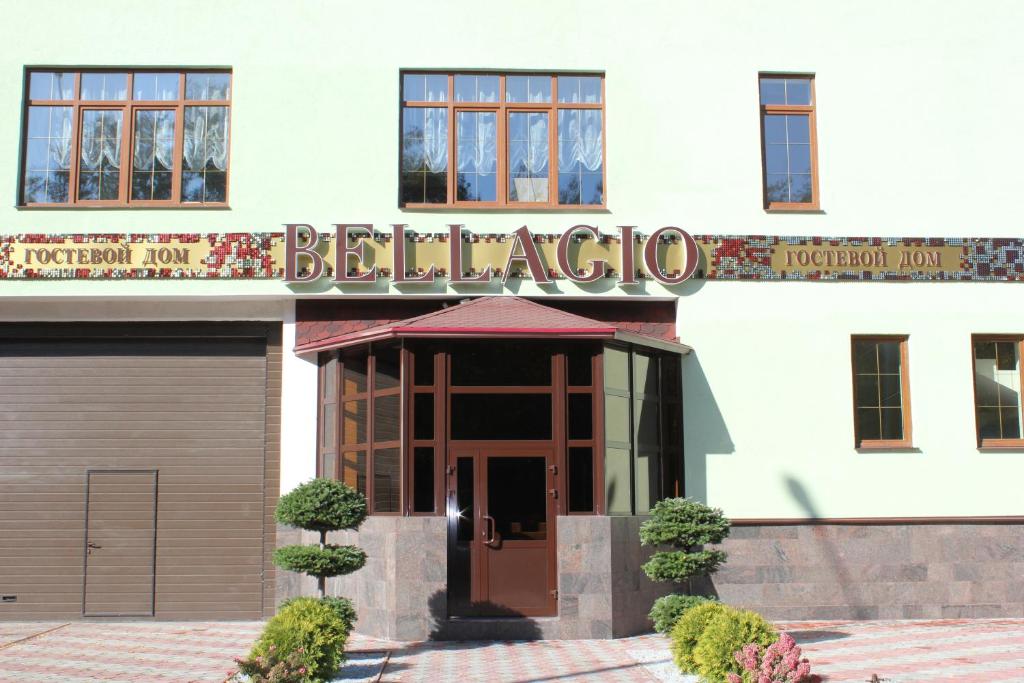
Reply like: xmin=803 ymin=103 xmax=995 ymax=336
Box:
xmin=82 ymin=470 xmax=158 ymax=617
xmin=448 ymin=447 xmax=556 ymax=617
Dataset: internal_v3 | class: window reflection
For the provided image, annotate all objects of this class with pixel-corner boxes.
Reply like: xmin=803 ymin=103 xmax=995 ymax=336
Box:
xmin=81 ymin=73 xmax=128 ymax=101
xmin=132 ymin=110 xmax=176 ymax=200
xmin=557 ymin=109 xmax=603 ymax=205
xmin=78 ymin=110 xmax=123 ymax=200
xmin=23 ymin=106 xmax=72 ymax=203
xmin=508 ymin=112 xmax=549 ymax=202
xmin=457 ymin=111 xmax=497 ymax=201
xmin=974 ymin=340 xmax=1022 ymax=441
xmin=401 ymin=107 xmax=448 ymax=203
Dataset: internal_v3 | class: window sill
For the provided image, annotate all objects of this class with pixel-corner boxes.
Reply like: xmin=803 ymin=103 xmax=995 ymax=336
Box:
xmin=16 ymin=204 xmax=231 ymax=211
xmin=764 ymin=207 xmax=825 ymax=214
xmin=855 ymin=442 xmax=918 ymax=453
xmin=978 ymin=440 xmax=1024 ymax=451
xmin=400 ymin=205 xmax=610 ymax=214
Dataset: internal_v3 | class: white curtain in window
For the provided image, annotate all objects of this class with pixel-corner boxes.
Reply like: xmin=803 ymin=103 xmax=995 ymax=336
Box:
xmin=50 ymin=109 xmax=73 ymax=171
xmin=133 ymin=111 xmax=176 ymax=171
xmin=79 ymin=112 xmax=122 ymax=171
xmin=508 ymin=114 xmax=549 ymax=176
xmin=183 ymin=106 xmax=229 ymax=172
xmin=423 ymin=107 xmax=448 ymax=173
xmin=558 ymin=110 xmax=602 ymax=172
xmin=456 ymin=113 xmax=497 ymax=173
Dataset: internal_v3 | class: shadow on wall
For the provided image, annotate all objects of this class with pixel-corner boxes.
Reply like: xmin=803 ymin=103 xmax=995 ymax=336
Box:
xmin=682 ymin=350 xmax=735 ymax=503
xmin=426 ymin=590 xmax=543 ymax=641
xmin=784 ymin=475 xmax=860 ymax=610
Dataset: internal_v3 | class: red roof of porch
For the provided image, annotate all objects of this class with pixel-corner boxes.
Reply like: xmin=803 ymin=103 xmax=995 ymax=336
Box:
xmin=293 ymin=296 xmax=689 ymax=354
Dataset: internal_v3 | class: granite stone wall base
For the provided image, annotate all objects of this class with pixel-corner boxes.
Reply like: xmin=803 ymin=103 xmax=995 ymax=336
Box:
xmin=276 ymin=515 xmax=670 ymax=640
xmin=692 ymin=523 xmax=1024 ymax=620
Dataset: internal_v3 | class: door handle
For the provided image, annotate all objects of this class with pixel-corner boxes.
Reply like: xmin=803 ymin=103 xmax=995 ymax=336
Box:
xmin=87 ymin=542 xmax=101 ymax=549
xmin=482 ymin=515 xmax=497 ymax=546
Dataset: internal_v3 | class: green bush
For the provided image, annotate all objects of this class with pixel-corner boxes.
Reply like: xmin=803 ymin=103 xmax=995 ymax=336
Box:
xmin=640 ymin=498 xmax=731 ymax=548
xmin=278 ymin=596 xmax=358 ymax=636
xmin=649 ymin=594 xmax=716 ymax=634
xmin=643 ymin=548 xmax=728 ymax=583
xmin=692 ymin=607 xmax=778 ymax=683
xmin=273 ymin=544 xmax=367 ymax=578
xmin=275 ymin=478 xmax=368 ymax=532
xmin=640 ymin=498 xmax=731 ymax=586
xmin=250 ymin=597 xmax=351 ymax=682
xmin=670 ymin=601 xmax=728 ymax=673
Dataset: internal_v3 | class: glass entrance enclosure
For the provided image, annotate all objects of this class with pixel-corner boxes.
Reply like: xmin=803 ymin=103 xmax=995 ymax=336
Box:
xmin=315 ymin=339 xmax=683 ymax=617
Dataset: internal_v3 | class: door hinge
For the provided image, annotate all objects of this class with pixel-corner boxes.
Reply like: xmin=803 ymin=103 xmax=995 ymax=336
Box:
xmin=551 ymin=589 xmax=558 ymax=600
xmin=548 ymin=488 xmax=558 ymax=499
xmin=549 ymin=464 xmax=558 ymax=475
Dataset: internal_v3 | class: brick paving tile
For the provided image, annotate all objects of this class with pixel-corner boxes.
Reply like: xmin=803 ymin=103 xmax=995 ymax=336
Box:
xmin=0 ymin=618 xmax=1021 ymax=682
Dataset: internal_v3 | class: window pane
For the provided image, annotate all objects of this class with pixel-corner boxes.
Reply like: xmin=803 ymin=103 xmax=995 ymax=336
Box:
xmin=23 ymin=106 xmax=72 ymax=204
xmin=568 ymin=447 xmax=594 ymax=513
xmin=343 ymin=352 xmax=368 ymax=394
xmin=487 ymin=456 xmax=547 ymax=540
xmin=401 ymin=107 xmax=448 ymax=204
xmin=762 ymin=114 xmax=812 ymax=204
xmin=181 ymin=106 xmax=229 ymax=202
xmin=413 ymin=447 xmax=435 ymax=513
xmin=558 ymin=75 xmax=601 ymax=103
xmin=506 ymin=75 xmax=551 ymax=103
xmin=451 ymin=394 xmax=552 ymax=440
xmin=185 ymin=72 xmax=230 ymax=100
xmin=763 ymin=115 xmax=787 ymax=144
xmin=759 ymin=78 xmax=786 ymax=105
xmin=974 ymin=339 xmax=1022 ymax=440
xmin=133 ymin=72 xmax=180 ymax=101
xmin=450 ymin=342 xmax=551 ymax=385
xmin=557 ymin=109 xmax=603 ymax=205
xmin=567 ymin=350 xmax=593 ymax=387
xmin=81 ymin=73 xmax=128 ymax=100
xmin=879 ymin=408 xmax=904 ymax=440
xmin=854 ymin=340 xmax=905 ymax=443
xmin=131 ymin=109 xmax=176 ymax=200
xmin=29 ymin=72 xmax=74 ymax=100
xmin=568 ymin=393 xmax=593 ymax=440
xmin=454 ymin=74 xmax=498 ymax=102
xmin=787 ymin=115 xmax=810 ymax=143
xmin=508 ymin=112 xmax=549 ymax=202
xmin=456 ymin=111 xmax=497 ymax=202
xmin=78 ymin=110 xmax=123 ymax=201
xmin=343 ymin=400 xmax=367 ymax=445
xmin=373 ymin=448 xmax=400 ymax=513
xmin=375 ymin=345 xmax=401 ymax=390
xmin=414 ymin=393 xmax=434 ymax=440
xmin=414 ymin=347 xmax=435 ymax=386
xmin=604 ymin=447 xmax=631 ymax=515
xmin=341 ymin=450 xmax=367 ymax=495
xmin=373 ymin=395 xmax=400 ymax=442
xmin=403 ymin=73 xmax=447 ymax=102
xmin=785 ymin=78 xmax=812 ymax=105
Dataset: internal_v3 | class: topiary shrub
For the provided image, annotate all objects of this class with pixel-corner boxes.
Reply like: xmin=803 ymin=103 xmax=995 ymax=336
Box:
xmin=640 ymin=497 xmax=730 ymax=583
xmin=246 ymin=597 xmax=352 ymax=682
xmin=670 ymin=600 xmax=729 ymax=673
xmin=274 ymin=478 xmax=368 ymax=598
xmin=650 ymin=594 xmax=717 ymax=634
xmin=280 ymin=595 xmax=357 ymax=638
xmin=693 ymin=606 xmax=778 ymax=683
xmin=641 ymin=497 xmax=731 ymax=635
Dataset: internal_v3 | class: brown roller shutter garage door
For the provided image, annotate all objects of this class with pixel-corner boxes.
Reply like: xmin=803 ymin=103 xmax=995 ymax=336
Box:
xmin=0 ymin=323 xmax=281 ymax=620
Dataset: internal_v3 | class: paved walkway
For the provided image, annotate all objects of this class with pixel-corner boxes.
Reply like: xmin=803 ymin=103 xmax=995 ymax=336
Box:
xmin=0 ymin=619 xmax=1021 ymax=682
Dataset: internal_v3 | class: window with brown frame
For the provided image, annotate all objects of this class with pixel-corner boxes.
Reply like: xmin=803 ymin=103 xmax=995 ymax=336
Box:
xmin=399 ymin=72 xmax=605 ymax=208
xmin=759 ymin=74 xmax=818 ymax=210
xmin=851 ymin=336 xmax=912 ymax=449
xmin=972 ymin=336 xmax=1024 ymax=448
xmin=19 ymin=69 xmax=231 ymax=206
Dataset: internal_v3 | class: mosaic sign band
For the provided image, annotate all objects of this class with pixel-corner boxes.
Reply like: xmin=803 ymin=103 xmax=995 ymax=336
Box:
xmin=1 ymin=228 xmax=1022 ymax=282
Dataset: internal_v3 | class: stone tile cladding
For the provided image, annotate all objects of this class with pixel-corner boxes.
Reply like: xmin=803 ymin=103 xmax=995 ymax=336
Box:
xmin=694 ymin=523 xmax=1024 ymax=621
xmin=277 ymin=515 xmax=671 ymax=640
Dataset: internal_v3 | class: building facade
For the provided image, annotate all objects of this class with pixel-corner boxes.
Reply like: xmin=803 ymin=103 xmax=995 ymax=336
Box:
xmin=1 ymin=0 xmax=1023 ymax=639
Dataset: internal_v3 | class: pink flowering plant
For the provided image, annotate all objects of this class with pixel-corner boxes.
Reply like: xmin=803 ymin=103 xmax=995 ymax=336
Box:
xmin=231 ymin=645 xmax=310 ymax=683
xmin=725 ymin=633 xmax=818 ymax=683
